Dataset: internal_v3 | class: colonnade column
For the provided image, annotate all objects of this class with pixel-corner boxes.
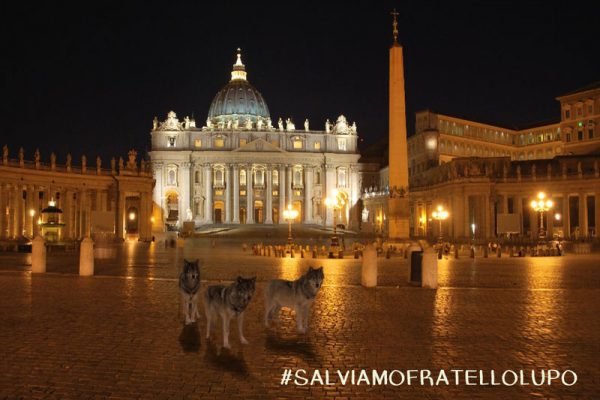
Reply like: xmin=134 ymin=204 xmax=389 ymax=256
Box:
xmin=265 ymin=167 xmax=273 ymax=224
xmin=63 ymin=190 xmax=72 ymax=240
xmin=279 ymin=164 xmax=286 ymax=224
xmin=179 ymin=163 xmax=191 ymax=227
xmin=204 ymin=164 xmax=213 ymax=224
xmin=325 ymin=164 xmax=336 ymax=226
xmin=225 ymin=165 xmax=232 ymax=223
xmin=563 ymin=194 xmax=570 ymax=237
xmin=595 ymin=193 xmax=600 ymax=238
xmin=15 ymin=185 xmax=23 ymax=238
xmin=246 ymin=165 xmax=254 ymax=224
xmin=579 ymin=193 xmax=587 ymax=236
xmin=304 ymin=166 xmax=313 ymax=224
xmin=232 ymin=165 xmax=240 ymax=223
xmin=286 ymin=165 xmax=293 ymax=209
xmin=7 ymin=185 xmax=15 ymax=238
xmin=139 ymin=191 xmax=149 ymax=240
xmin=117 ymin=190 xmax=125 ymax=240
xmin=25 ymin=185 xmax=35 ymax=238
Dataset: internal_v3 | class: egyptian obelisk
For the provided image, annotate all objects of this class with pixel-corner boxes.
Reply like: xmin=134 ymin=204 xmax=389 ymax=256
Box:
xmin=388 ymin=10 xmax=410 ymax=239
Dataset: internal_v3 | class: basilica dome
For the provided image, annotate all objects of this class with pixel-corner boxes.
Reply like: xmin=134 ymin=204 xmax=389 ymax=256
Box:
xmin=207 ymin=50 xmax=270 ymax=123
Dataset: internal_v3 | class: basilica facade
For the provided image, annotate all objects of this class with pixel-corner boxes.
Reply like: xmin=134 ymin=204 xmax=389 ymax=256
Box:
xmin=150 ymin=50 xmax=362 ymax=230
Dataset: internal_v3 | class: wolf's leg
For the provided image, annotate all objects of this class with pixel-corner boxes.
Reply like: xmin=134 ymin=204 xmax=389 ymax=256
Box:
xmin=182 ymin=293 xmax=191 ymax=324
xmin=296 ymin=305 xmax=305 ymax=333
xmin=264 ymin=300 xmax=275 ymax=327
xmin=221 ymin=312 xmax=231 ymax=349
xmin=237 ymin=312 xmax=249 ymax=344
xmin=191 ymin=293 xmax=199 ymax=322
xmin=204 ymin=304 xmax=212 ymax=339
xmin=303 ymin=304 xmax=310 ymax=332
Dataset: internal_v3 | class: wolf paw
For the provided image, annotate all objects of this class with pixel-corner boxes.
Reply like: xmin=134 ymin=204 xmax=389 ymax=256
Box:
xmin=223 ymin=343 xmax=231 ymax=349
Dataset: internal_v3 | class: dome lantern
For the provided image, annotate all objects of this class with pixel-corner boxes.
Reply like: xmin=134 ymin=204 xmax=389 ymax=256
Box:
xmin=231 ymin=48 xmax=247 ymax=81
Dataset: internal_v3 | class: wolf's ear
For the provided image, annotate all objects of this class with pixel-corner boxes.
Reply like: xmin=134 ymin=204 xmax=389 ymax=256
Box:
xmin=236 ymin=276 xmax=244 ymax=284
xmin=318 ymin=266 xmax=324 ymax=271
xmin=308 ymin=266 xmax=314 ymax=271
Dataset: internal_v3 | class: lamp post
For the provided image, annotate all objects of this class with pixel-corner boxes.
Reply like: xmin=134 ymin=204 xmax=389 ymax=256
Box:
xmin=282 ymin=204 xmax=298 ymax=245
xmin=431 ymin=205 xmax=449 ymax=243
xmin=530 ymin=192 xmax=553 ymax=239
xmin=324 ymin=190 xmax=345 ymax=252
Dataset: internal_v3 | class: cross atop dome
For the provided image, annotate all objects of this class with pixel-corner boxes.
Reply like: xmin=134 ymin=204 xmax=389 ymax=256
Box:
xmin=231 ymin=48 xmax=247 ymax=81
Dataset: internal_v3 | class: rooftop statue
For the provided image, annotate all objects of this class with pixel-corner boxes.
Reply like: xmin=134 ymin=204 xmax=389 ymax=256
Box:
xmin=184 ymin=116 xmax=190 ymax=129
xmin=286 ymin=118 xmax=295 ymax=131
xmin=127 ymin=149 xmax=137 ymax=170
xmin=34 ymin=149 xmax=41 ymax=169
xmin=266 ymin=117 xmax=273 ymax=130
xmin=19 ymin=147 xmax=24 ymax=167
xmin=325 ymin=119 xmax=331 ymax=133
xmin=189 ymin=117 xmax=196 ymax=128
xmin=227 ymin=120 xmax=232 ymax=130
xmin=152 ymin=116 xmax=158 ymax=130
xmin=96 ymin=156 xmax=102 ymax=174
xmin=333 ymin=115 xmax=349 ymax=134
xmin=232 ymin=118 xmax=239 ymax=130
xmin=350 ymin=121 xmax=357 ymax=134
xmin=256 ymin=118 xmax=263 ymax=131
xmin=66 ymin=153 xmax=72 ymax=172
xmin=245 ymin=118 xmax=253 ymax=130
xmin=304 ymin=119 xmax=309 ymax=132
xmin=111 ymin=157 xmax=116 ymax=174
xmin=82 ymin=155 xmax=87 ymax=173
xmin=278 ymin=118 xmax=283 ymax=131
xmin=50 ymin=152 xmax=56 ymax=170
xmin=206 ymin=118 xmax=213 ymax=129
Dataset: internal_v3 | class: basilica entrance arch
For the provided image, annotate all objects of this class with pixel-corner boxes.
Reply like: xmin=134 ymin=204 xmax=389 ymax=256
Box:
xmin=254 ymin=200 xmax=264 ymax=224
xmin=214 ymin=201 xmax=224 ymax=224
xmin=126 ymin=206 xmax=139 ymax=234
xmin=337 ymin=191 xmax=349 ymax=227
xmin=292 ymin=200 xmax=303 ymax=223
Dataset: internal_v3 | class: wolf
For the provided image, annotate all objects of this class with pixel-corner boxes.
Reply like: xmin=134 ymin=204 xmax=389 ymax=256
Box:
xmin=265 ymin=266 xmax=324 ymax=333
xmin=204 ymin=276 xmax=256 ymax=349
xmin=179 ymin=259 xmax=201 ymax=325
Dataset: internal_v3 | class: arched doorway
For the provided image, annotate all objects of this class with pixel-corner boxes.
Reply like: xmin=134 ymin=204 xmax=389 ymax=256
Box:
xmin=126 ymin=206 xmax=139 ymax=234
xmin=254 ymin=200 xmax=264 ymax=224
xmin=165 ymin=191 xmax=179 ymax=228
xmin=214 ymin=201 xmax=224 ymax=224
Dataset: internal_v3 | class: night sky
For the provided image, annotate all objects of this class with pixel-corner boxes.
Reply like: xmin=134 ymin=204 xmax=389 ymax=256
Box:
xmin=1 ymin=1 xmax=597 ymax=163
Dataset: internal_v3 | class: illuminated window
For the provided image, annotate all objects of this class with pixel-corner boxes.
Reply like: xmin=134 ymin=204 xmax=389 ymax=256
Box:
xmin=337 ymin=138 xmax=346 ymax=151
xmin=254 ymin=169 xmax=265 ymax=186
xmin=215 ymin=190 xmax=223 ymax=196
xmin=240 ymin=169 xmax=247 ymax=186
xmin=293 ymin=166 xmax=303 ymax=186
xmin=272 ymin=169 xmax=279 ymax=185
xmin=295 ymin=190 xmax=301 ymax=196
xmin=240 ymin=190 xmax=246 ymax=196
xmin=168 ymin=137 xmax=176 ymax=147
xmin=215 ymin=137 xmax=224 ymax=148
xmin=314 ymin=142 xmax=321 ymax=150
xmin=166 ymin=164 xmax=178 ymax=186
xmin=194 ymin=139 xmax=202 ymax=148
xmin=213 ymin=167 xmax=224 ymax=186
xmin=293 ymin=140 xmax=303 ymax=149
xmin=239 ymin=139 xmax=247 ymax=146
xmin=271 ymin=139 xmax=279 ymax=147
xmin=273 ymin=190 xmax=278 ymax=196
xmin=337 ymin=167 xmax=347 ymax=188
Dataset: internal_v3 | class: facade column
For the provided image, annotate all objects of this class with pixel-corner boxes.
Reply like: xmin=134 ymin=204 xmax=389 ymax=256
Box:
xmin=563 ymin=194 xmax=570 ymax=237
xmin=279 ymin=164 xmax=286 ymax=224
xmin=304 ymin=166 xmax=313 ymax=224
xmin=7 ymin=185 xmax=15 ymax=238
xmin=116 ymin=190 xmax=125 ymax=240
xmin=63 ymin=190 xmax=72 ymax=240
xmin=579 ymin=193 xmax=587 ymax=237
xmin=0 ymin=184 xmax=6 ymax=239
xmin=179 ymin=163 xmax=191 ymax=227
xmin=265 ymin=166 xmax=273 ymax=224
xmin=152 ymin=162 xmax=164 ymax=226
xmin=15 ymin=184 xmax=23 ymax=238
xmin=225 ymin=164 xmax=232 ymax=223
xmin=286 ymin=165 xmax=293 ymax=208
xmin=464 ymin=192 xmax=471 ymax=238
xmin=246 ymin=165 xmax=254 ymax=223
xmin=484 ymin=194 xmax=492 ymax=238
xmin=516 ymin=196 xmax=523 ymax=235
xmin=325 ymin=164 xmax=336 ymax=226
xmin=204 ymin=164 xmax=213 ymax=224
xmin=139 ymin=191 xmax=149 ymax=240
xmin=232 ymin=165 xmax=240 ymax=223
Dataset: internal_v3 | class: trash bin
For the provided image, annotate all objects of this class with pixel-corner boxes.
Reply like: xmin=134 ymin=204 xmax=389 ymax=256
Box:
xmin=410 ymin=250 xmax=423 ymax=284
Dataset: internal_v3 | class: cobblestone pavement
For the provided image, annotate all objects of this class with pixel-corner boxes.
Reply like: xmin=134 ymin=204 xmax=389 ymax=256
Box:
xmin=1 ymin=239 xmax=599 ymax=398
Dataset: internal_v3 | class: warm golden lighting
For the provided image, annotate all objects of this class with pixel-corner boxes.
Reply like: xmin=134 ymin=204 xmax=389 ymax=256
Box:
xmin=29 ymin=209 xmax=36 ymax=217
xmin=48 ymin=199 xmax=56 ymax=207
xmin=530 ymin=192 xmax=553 ymax=212
xmin=129 ymin=212 xmax=136 ymax=221
xmin=554 ymin=213 xmax=561 ymax=221
xmin=151 ymin=216 xmax=155 ymax=223
xmin=432 ymin=205 xmax=449 ymax=221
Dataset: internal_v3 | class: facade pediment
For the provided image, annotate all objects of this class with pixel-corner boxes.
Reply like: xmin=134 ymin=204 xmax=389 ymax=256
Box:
xmin=233 ymin=138 xmax=287 ymax=153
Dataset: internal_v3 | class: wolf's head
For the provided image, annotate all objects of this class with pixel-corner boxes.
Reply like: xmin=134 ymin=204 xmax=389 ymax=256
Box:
xmin=306 ymin=266 xmax=324 ymax=293
xmin=182 ymin=259 xmax=200 ymax=282
xmin=230 ymin=276 xmax=256 ymax=313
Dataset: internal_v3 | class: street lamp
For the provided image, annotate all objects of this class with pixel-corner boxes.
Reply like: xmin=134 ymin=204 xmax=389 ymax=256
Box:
xmin=530 ymin=191 xmax=553 ymax=239
xmin=431 ymin=205 xmax=449 ymax=242
xmin=282 ymin=204 xmax=298 ymax=245
xmin=324 ymin=190 xmax=346 ymax=252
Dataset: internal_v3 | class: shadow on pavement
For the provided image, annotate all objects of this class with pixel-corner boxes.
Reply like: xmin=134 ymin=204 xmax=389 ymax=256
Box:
xmin=204 ymin=339 xmax=250 ymax=377
xmin=178 ymin=323 xmax=201 ymax=352
xmin=265 ymin=331 xmax=319 ymax=361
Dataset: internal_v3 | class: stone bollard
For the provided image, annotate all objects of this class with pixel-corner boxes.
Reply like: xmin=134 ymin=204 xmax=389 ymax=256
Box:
xmin=470 ymin=246 xmax=475 ymax=258
xmin=422 ymin=247 xmax=438 ymax=289
xmin=291 ymin=249 xmax=295 ymax=258
xmin=454 ymin=245 xmax=459 ymax=259
xmin=301 ymin=249 xmax=305 ymax=258
xmin=497 ymin=246 xmax=501 ymax=258
xmin=338 ymin=250 xmax=344 ymax=259
xmin=79 ymin=237 xmax=94 ymax=276
xmin=483 ymin=246 xmax=488 ymax=258
xmin=437 ymin=247 xmax=443 ymax=260
xmin=31 ymin=235 xmax=46 ymax=273
xmin=361 ymin=243 xmax=377 ymax=287
xmin=386 ymin=247 xmax=391 ymax=259
xmin=354 ymin=249 xmax=359 ymax=259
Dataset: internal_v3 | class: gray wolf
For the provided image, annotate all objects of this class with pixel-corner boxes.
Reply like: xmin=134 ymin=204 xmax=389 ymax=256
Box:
xmin=204 ymin=276 xmax=256 ymax=348
xmin=265 ymin=266 xmax=324 ymax=333
xmin=179 ymin=259 xmax=201 ymax=325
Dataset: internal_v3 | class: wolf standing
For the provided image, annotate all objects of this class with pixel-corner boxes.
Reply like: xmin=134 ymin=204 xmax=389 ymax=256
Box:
xmin=179 ymin=259 xmax=201 ymax=325
xmin=265 ymin=266 xmax=324 ymax=333
xmin=204 ymin=276 xmax=256 ymax=349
